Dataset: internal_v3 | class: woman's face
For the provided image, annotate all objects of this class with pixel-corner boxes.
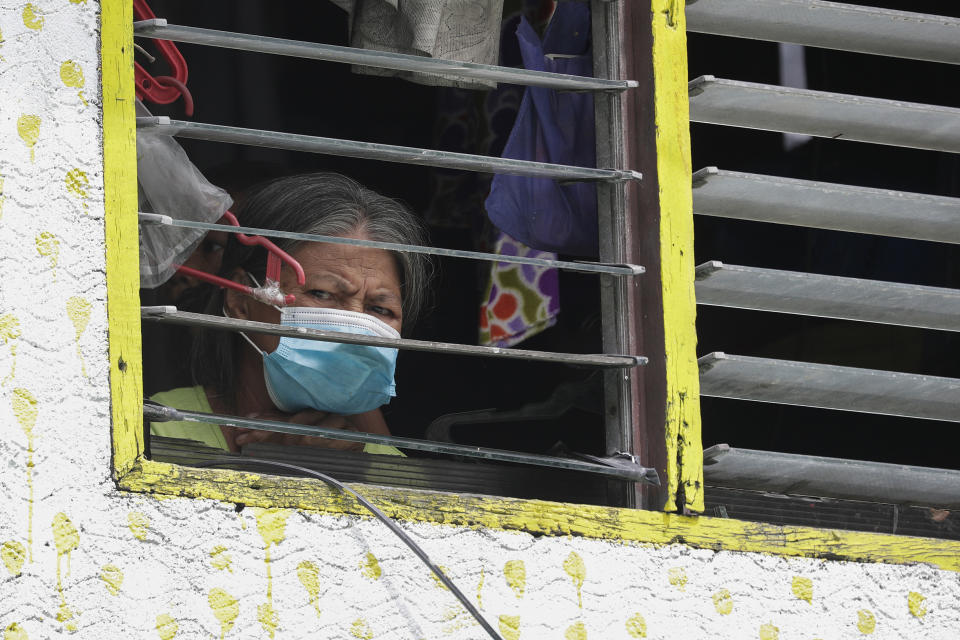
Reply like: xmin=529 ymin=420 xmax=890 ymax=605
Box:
xmin=226 ymin=232 xmax=403 ymax=353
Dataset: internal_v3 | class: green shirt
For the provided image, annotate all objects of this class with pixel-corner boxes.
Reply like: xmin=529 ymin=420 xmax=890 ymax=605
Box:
xmin=149 ymin=386 xmax=403 ymax=456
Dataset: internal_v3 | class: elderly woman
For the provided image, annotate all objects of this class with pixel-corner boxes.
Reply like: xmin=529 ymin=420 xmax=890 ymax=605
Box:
xmin=150 ymin=173 xmax=431 ymax=455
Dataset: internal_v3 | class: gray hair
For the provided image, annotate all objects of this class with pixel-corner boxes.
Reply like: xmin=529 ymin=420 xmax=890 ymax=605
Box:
xmin=191 ymin=172 xmax=433 ymax=399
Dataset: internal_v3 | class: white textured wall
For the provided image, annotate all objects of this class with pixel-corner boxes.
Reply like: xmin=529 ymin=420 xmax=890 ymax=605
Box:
xmin=1 ymin=3 xmax=960 ymax=639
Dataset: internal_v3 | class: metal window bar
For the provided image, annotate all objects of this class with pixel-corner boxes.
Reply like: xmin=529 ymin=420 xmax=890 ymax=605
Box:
xmin=141 ymin=306 xmax=647 ymax=369
xmin=143 ymin=402 xmax=660 ymax=484
xmin=133 ymin=19 xmax=637 ymax=93
xmin=688 ymin=76 xmax=960 ymax=153
xmin=685 ymin=0 xmax=960 ymax=65
xmin=698 ymin=352 xmax=960 ymax=423
xmin=692 ymin=167 xmax=960 ymax=244
xmin=138 ymin=117 xmax=641 ymax=183
xmin=695 ymin=261 xmax=960 ymax=332
xmin=138 ymin=213 xmax=645 ymax=277
xmin=703 ymin=444 xmax=960 ymax=509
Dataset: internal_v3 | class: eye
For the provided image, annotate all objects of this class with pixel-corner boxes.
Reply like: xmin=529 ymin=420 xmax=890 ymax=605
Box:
xmin=368 ymin=305 xmax=394 ymax=318
xmin=308 ymin=290 xmax=333 ymax=301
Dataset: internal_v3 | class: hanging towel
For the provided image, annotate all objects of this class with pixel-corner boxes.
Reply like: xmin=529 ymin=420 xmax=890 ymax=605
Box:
xmin=331 ymin=0 xmax=505 ymax=89
xmin=483 ymin=3 xmax=598 ymax=256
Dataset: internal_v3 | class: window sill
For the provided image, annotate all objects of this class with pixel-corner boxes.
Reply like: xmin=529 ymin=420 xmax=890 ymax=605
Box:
xmin=116 ymin=457 xmax=960 ymax=572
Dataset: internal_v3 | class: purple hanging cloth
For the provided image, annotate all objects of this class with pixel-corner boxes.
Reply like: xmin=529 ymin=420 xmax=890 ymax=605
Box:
xmin=484 ymin=3 xmax=598 ymax=257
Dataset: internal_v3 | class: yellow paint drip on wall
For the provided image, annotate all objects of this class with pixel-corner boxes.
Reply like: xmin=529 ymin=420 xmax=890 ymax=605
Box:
xmin=361 ymin=551 xmax=382 ymax=580
xmin=17 ymin=115 xmax=41 ymax=162
xmin=857 ymin=609 xmax=876 ymax=634
xmin=498 ymin=615 xmax=520 ymax=640
xmin=65 ymin=168 xmax=90 ymax=211
xmin=668 ymin=566 xmax=687 ymax=591
xmin=908 ymin=591 xmax=927 ymax=618
xmin=52 ymin=513 xmax=79 ymax=631
xmin=476 ymin=566 xmax=485 ymax=609
xmin=127 ymin=511 xmax=150 ymax=540
xmin=297 ymin=560 xmax=322 ymax=617
xmin=563 ymin=552 xmax=585 ymax=608
xmin=0 ymin=314 xmax=20 ymax=385
xmin=712 ymin=589 xmax=733 ymax=615
xmin=208 ymin=588 xmax=239 ymax=640
xmin=2 ymin=541 xmax=26 ymax=576
xmin=625 ymin=613 xmax=647 ymax=638
xmin=759 ymin=623 xmax=779 ymax=640
xmin=66 ymin=297 xmax=92 ymax=377
xmin=35 ymin=232 xmax=59 ymax=278
xmin=22 ymin=4 xmax=43 ymax=30
xmin=564 ymin=621 xmax=587 ymax=640
xmin=59 ymin=61 xmax=88 ymax=106
xmin=12 ymin=389 xmax=37 ymax=562
xmin=430 ymin=564 xmax=451 ymax=591
xmin=155 ymin=613 xmax=178 ymax=640
xmin=791 ymin=576 xmax=813 ymax=603
xmin=504 ymin=559 xmax=525 ymax=599
xmin=254 ymin=508 xmax=289 ymax=639
xmin=350 ymin=618 xmax=374 ymax=639
xmin=210 ymin=545 xmax=232 ymax=572
xmin=3 ymin=622 xmax=28 ymax=640
xmin=100 ymin=564 xmax=123 ymax=595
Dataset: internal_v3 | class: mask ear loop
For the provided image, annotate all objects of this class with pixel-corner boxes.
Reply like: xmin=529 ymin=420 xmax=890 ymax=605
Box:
xmin=223 ymin=272 xmax=283 ymax=356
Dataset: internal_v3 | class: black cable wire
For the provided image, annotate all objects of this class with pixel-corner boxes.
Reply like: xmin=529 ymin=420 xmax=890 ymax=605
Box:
xmin=194 ymin=457 xmax=504 ymax=640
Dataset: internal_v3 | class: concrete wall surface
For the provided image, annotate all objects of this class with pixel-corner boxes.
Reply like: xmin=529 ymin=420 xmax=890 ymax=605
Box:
xmin=1 ymin=2 xmax=959 ymax=638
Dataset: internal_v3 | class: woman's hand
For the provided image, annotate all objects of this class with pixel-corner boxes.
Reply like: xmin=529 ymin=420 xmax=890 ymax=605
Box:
xmin=232 ymin=409 xmax=365 ymax=452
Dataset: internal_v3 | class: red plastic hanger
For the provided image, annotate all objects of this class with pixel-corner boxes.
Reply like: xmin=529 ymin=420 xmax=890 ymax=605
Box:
xmin=134 ymin=0 xmax=194 ymax=116
xmin=175 ymin=212 xmax=306 ymax=307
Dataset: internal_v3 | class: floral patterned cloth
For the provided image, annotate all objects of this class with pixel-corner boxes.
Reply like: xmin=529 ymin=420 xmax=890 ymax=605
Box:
xmin=479 ymin=232 xmax=560 ymax=347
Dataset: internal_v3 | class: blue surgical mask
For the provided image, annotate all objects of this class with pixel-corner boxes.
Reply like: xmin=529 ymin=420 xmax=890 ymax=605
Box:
xmin=234 ymin=305 xmax=400 ymax=415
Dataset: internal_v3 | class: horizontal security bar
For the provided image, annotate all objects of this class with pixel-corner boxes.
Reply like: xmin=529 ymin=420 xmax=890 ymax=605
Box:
xmin=141 ymin=307 xmax=647 ymax=369
xmin=703 ymin=444 xmax=960 ymax=508
xmin=692 ymin=167 xmax=960 ymax=244
xmin=686 ymin=0 xmax=960 ymax=65
xmin=137 ymin=118 xmax=642 ymax=183
xmin=695 ymin=261 xmax=960 ymax=332
xmin=134 ymin=19 xmax=637 ymax=92
xmin=138 ymin=213 xmax=645 ymax=276
xmin=699 ymin=352 xmax=960 ymax=423
xmin=143 ymin=403 xmax=660 ymax=484
xmin=688 ymin=76 xmax=960 ymax=153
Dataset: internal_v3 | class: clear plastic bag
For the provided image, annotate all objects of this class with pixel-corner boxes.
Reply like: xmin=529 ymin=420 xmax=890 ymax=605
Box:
xmin=136 ymin=101 xmax=232 ymax=288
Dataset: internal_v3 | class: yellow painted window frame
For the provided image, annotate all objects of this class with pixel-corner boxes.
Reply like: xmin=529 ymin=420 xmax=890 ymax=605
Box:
xmin=103 ymin=0 xmax=960 ymax=571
